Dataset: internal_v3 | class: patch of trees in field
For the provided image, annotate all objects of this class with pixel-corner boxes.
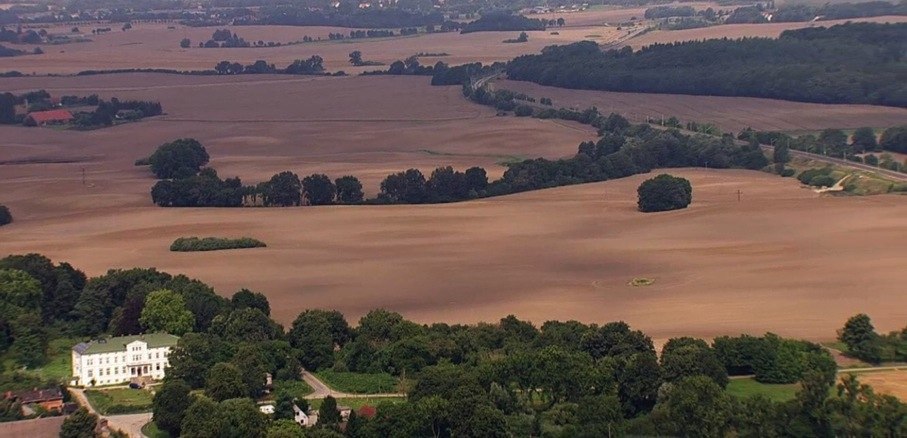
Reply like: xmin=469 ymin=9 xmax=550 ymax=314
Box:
xmin=0 ymin=44 xmax=25 ymax=57
xmin=460 ymin=11 xmax=548 ymax=33
xmin=213 ymin=56 xmax=328 ymax=75
xmin=1 ymin=89 xmax=161 ymax=128
xmin=170 ymin=237 xmax=266 ymax=252
xmin=637 ymin=174 xmax=692 ymax=212
xmin=0 ymin=204 xmax=10 ymax=226
xmin=505 ymin=23 xmax=907 ymax=107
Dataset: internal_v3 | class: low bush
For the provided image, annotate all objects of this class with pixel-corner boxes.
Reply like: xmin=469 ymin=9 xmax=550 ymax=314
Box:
xmin=809 ymin=174 xmax=837 ymax=188
xmin=170 ymin=237 xmax=266 ymax=252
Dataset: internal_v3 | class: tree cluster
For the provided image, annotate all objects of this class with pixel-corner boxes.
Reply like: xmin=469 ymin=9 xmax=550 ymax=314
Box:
xmin=245 ymin=7 xmax=444 ymax=29
xmin=506 ymin=23 xmax=907 ymax=107
xmin=0 ymin=204 xmax=10 ymax=226
xmin=460 ymin=11 xmax=547 ymax=33
xmin=637 ymin=174 xmax=692 ymax=212
xmin=838 ymin=313 xmax=907 ymax=364
xmin=214 ymin=56 xmax=325 ymax=75
xmin=773 ymin=1 xmax=907 ymax=22
xmin=644 ymin=5 xmax=696 ymax=19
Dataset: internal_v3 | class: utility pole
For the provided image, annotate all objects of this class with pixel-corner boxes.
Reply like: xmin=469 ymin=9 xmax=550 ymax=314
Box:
xmin=81 ymin=167 xmax=86 ymax=186
xmin=737 ymin=189 xmax=742 ymax=202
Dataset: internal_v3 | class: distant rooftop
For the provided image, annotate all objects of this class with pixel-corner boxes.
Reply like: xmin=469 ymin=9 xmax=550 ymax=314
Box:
xmin=72 ymin=333 xmax=179 ymax=355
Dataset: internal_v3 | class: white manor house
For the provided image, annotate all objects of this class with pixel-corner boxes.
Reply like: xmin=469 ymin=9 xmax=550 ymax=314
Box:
xmin=71 ymin=333 xmax=179 ymax=386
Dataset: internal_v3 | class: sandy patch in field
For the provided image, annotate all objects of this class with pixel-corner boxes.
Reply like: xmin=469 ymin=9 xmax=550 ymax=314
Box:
xmin=852 ymin=370 xmax=907 ymax=401
xmin=498 ymin=79 xmax=907 ymax=132
xmin=628 ymin=15 xmax=907 ymax=48
xmin=0 ymin=22 xmax=623 ymax=74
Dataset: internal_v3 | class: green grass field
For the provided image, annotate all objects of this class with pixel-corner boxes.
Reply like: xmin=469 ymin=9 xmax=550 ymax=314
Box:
xmin=84 ymin=388 xmax=154 ymax=414
xmin=315 ymin=370 xmax=399 ymax=394
xmin=0 ymin=337 xmax=77 ymax=383
xmin=272 ymin=379 xmax=314 ymax=399
xmin=309 ymin=396 xmax=405 ymax=410
xmin=726 ymin=377 xmax=799 ymax=402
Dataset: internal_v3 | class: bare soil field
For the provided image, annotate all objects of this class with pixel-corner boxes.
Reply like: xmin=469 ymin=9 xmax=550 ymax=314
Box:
xmin=0 ymin=22 xmax=623 ymax=74
xmin=498 ymin=79 xmax=907 ymax=132
xmin=855 ymin=370 xmax=907 ymax=401
xmin=0 ymin=73 xmax=595 ymax=220
xmin=628 ymin=15 xmax=907 ymax=48
xmin=1 ymin=163 xmax=905 ymax=342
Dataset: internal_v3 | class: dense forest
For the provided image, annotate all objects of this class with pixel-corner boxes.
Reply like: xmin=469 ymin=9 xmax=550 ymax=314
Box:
xmin=505 ymin=23 xmax=907 ymax=107
xmin=1 ymin=253 xmax=904 ymax=435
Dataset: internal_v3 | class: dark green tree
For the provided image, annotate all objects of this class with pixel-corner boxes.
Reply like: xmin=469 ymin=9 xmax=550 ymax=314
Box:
xmin=148 ymin=138 xmax=210 ymax=179
xmin=0 ymin=92 xmax=16 ymax=124
xmin=661 ymin=337 xmax=729 ymax=388
xmin=231 ymin=288 xmax=270 ymax=315
xmin=349 ymin=50 xmax=363 ymax=66
xmin=0 ymin=205 xmax=10 ymax=226
xmin=379 ymin=169 xmax=427 ymax=203
xmin=219 ymin=398 xmax=267 ymax=438
xmin=319 ymin=395 xmax=342 ymax=428
xmin=879 ymin=126 xmax=907 ymax=153
xmin=181 ymin=396 xmax=222 ymax=438
xmin=302 ymin=174 xmax=336 ymax=206
xmin=637 ymin=174 xmax=692 ymax=213
xmin=262 ymin=171 xmax=301 ymax=207
xmin=152 ymin=379 xmax=192 ymax=436
xmin=60 ymin=407 xmax=99 ymax=438
xmin=334 ymin=176 xmax=364 ymax=204
xmin=205 ymin=362 xmax=247 ymax=401
xmin=653 ymin=376 xmax=733 ymax=437
xmin=838 ymin=313 xmax=881 ymax=363
xmin=850 ymin=127 xmax=878 ymax=153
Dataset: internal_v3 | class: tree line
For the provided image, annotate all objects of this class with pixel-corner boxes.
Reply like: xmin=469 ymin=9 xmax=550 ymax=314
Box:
xmin=505 ymin=23 xmax=907 ymax=107
xmin=241 ymin=7 xmax=446 ymax=29
xmin=460 ymin=11 xmax=549 ymax=33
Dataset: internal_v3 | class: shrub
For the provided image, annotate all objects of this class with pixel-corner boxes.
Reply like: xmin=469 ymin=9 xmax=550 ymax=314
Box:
xmin=0 ymin=204 xmax=10 ymax=226
xmin=809 ymin=174 xmax=837 ymax=188
xmin=514 ymin=105 xmax=534 ymax=117
xmin=170 ymin=237 xmax=266 ymax=252
xmin=796 ymin=167 xmax=832 ymax=184
xmin=637 ymin=174 xmax=692 ymax=213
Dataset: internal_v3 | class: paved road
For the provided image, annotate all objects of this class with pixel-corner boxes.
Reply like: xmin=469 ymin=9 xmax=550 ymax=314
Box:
xmin=301 ymin=371 xmax=405 ymax=400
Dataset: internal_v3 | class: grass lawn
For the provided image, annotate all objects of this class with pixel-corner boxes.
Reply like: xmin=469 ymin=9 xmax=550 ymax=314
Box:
xmin=309 ymin=396 xmax=405 ymax=410
xmin=315 ymin=370 xmax=399 ymax=394
xmin=273 ymin=379 xmax=314 ymax=399
xmin=84 ymin=388 xmax=154 ymax=414
xmin=0 ymin=337 xmax=78 ymax=383
xmin=141 ymin=421 xmax=172 ymax=438
xmin=726 ymin=377 xmax=799 ymax=402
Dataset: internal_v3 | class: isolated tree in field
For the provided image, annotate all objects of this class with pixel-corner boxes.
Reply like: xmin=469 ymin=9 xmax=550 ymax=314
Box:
xmin=140 ymin=289 xmax=194 ymax=335
xmin=838 ymin=313 xmax=881 ymax=363
xmin=262 ymin=171 xmax=302 ymax=207
xmin=850 ymin=127 xmax=877 ymax=153
xmin=349 ymin=50 xmax=363 ymax=66
xmin=0 ymin=92 xmax=15 ymax=124
xmin=517 ymin=31 xmax=529 ymax=42
xmin=302 ymin=174 xmax=336 ymax=205
xmin=148 ymin=138 xmax=209 ymax=179
xmin=637 ymin=174 xmax=692 ymax=213
xmin=60 ymin=407 xmax=98 ymax=438
xmin=205 ymin=362 xmax=247 ymax=401
xmin=879 ymin=126 xmax=907 ymax=153
xmin=334 ymin=176 xmax=364 ymax=204
xmin=180 ymin=38 xmax=191 ymax=48
xmin=153 ymin=378 xmax=192 ymax=436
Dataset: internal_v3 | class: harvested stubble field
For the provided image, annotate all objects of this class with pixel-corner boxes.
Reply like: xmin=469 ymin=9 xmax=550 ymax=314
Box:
xmin=854 ymin=370 xmax=907 ymax=400
xmin=498 ymin=79 xmax=907 ymax=133
xmin=0 ymin=22 xmax=624 ymax=75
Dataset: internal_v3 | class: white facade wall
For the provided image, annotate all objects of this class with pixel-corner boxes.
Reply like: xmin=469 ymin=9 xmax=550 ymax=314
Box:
xmin=72 ymin=340 xmax=172 ymax=386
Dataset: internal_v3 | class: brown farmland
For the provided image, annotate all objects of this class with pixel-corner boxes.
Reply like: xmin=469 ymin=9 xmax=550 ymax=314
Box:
xmin=498 ymin=79 xmax=907 ymax=133
xmin=0 ymin=22 xmax=624 ymax=75
xmin=2 ymin=74 xmax=907 ymax=342
xmin=855 ymin=370 xmax=907 ymax=401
